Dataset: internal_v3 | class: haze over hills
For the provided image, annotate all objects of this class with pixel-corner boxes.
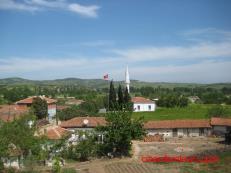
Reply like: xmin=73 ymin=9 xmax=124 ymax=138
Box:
xmin=0 ymin=77 xmax=231 ymax=89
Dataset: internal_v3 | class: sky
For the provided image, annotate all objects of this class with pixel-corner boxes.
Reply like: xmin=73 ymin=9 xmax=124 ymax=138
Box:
xmin=0 ymin=0 xmax=231 ymax=83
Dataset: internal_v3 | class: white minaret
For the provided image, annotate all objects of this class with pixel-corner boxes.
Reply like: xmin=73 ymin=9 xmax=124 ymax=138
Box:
xmin=125 ymin=66 xmax=130 ymax=93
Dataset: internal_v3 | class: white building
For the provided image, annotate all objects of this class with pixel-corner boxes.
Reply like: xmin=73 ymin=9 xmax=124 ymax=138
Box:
xmin=132 ymin=96 xmax=156 ymax=112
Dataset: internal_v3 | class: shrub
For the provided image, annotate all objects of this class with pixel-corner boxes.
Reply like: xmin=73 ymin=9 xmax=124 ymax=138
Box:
xmin=207 ymin=105 xmax=228 ymax=118
xmin=62 ymin=168 xmax=77 ymax=173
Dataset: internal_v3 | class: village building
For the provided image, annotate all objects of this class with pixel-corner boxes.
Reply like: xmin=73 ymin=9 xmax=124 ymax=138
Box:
xmin=60 ymin=117 xmax=106 ymax=143
xmin=188 ymin=96 xmax=200 ymax=103
xmin=15 ymin=96 xmax=57 ymax=122
xmin=144 ymin=119 xmax=212 ymax=137
xmin=60 ymin=117 xmax=106 ymax=131
xmin=211 ymin=117 xmax=231 ymax=136
xmin=132 ymin=96 xmax=156 ymax=112
xmin=0 ymin=104 xmax=28 ymax=122
xmin=65 ymin=98 xmax=84 ymax=105
xmin=37 ymin=125 xmax=69 ymax=140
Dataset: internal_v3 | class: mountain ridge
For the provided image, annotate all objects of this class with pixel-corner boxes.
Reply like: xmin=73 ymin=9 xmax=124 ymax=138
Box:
xmin=0 ymin=77 xmax=230 ymax=89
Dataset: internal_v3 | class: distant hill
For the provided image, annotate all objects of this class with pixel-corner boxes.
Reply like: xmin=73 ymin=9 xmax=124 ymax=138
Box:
xmin=0 ymin=77 xmax=230 ymax=89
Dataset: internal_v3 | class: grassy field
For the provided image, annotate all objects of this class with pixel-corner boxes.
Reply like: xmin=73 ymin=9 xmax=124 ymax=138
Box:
xmin=132 ymin=104 xmax=231 ymax=121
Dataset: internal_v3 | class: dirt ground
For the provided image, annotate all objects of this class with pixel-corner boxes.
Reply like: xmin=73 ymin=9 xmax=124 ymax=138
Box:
xmin=62 ymin=137 xmax=231 ymax=173
xmin=134 ymin=137 xmax=231 ymax=157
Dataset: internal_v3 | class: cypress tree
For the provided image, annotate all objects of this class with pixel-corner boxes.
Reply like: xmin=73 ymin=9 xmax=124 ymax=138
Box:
xmin=109 ymin=80 xmax=117 ymax=110
xmin=124 ymin=87 xmax=132 ymax=111
xmin=118 ymin=84 xmax=124 ymax=110
xmin=124 ymin=86 xmax=131 ymax=103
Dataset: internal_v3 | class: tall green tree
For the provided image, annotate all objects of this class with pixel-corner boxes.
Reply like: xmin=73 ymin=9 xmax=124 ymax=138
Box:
xmin=109 ymin=81 xmax=117 ymax=110
xmin=97 ymin=110 xmax=145 ymax=156
xmin=124 ymin=87 xmax=130 ymax=103
xmin=32 ymin=97 xmax=48 ymax=119
xmin=124 ymin=87 xmax=132 ymax=110
xmin=117 ymin=85 xmax=124 ymax=110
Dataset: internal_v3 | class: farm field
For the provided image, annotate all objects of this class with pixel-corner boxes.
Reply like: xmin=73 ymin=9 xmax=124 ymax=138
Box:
xmin=23 ymin=138 xmax=231 ymax=173
xmin=69 ymin=138 xmax=231 ymax=173
xmin=132 ymin=104 xmax=231 ymax=121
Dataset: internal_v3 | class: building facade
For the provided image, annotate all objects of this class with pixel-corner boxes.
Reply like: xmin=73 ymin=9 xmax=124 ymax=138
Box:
xmin=15 ymin=96 xmax=57 ymax=122
xmin=132 ymin=97 xmax=156 ymax=112
xmin=144 ymin=119 xmax=212 ymax=137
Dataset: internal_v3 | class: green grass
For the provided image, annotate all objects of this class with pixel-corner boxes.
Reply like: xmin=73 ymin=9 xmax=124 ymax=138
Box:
xmin=132 ymin=104 xmax=231 ymax=121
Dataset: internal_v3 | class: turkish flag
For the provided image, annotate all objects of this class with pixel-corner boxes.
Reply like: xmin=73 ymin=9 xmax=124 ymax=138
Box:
xmin=103 ymin=74 xmax=109 ymax=80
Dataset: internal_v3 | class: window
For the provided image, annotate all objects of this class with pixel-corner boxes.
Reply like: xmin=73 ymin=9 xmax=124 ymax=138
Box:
xmin=148 ymin=105 xmax=151 ymax=110
xmin=137 ymin=105 xmax=140 ymax=110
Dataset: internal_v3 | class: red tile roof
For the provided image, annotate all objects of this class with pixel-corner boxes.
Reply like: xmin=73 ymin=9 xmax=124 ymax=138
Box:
xmin=46 ymin=126 xmax=69 ymax=140
xmin=16 ymin=96 xmax=57 ymax=104
xmin=211 ymin=117 xmax=231 ymax=126
xmin=132 ymin=97 xmax=155 ymax=104
xmin=0 ymin=105 xmax=28 ymax=122
xmin=144 ymin=119 xmax=211 ymax=129
xmin=60 ymin=117 xmax=106 ymax=128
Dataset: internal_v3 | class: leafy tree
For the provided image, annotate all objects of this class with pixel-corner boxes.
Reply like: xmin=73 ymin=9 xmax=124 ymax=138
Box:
xmin=117 ymin=85 xmax=124 ymax=110
xmin=78 ymin=101 xmax=98 ymax=113
xmin=0 ymin=113 xmax=42 ymax=169
xmin=97 ymin=110 xmax=144 ymax=156
xmin=32 ymin=97 xmax=48 ymax=119
xmin=64 ymin=132 xmax=96 ymax=161
xmin=178 ymin=96 xmax=188 ymax=107
xmin=109 ymin=81 xmax=117 ymax=110
xmin=52 ymin=156 xmax=61 ymax=173
xmin=207 ymin=105 xmax=228 ymax=118
xmin=157 ymin=94 xmax=188 ymax=108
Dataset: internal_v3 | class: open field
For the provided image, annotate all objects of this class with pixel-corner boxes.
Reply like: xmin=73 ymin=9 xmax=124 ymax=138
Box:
xmin=23 ymin=138 xmax=231 ymax=173
xmin=132 ymin=104 xmax=231 ymax=121
xmin=63 ymin=138 xmax=231 ymax=173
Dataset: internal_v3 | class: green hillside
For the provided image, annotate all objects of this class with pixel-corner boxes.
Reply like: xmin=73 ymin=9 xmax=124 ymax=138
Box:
xmin=0 ymin=77 xmax=231 ymax=89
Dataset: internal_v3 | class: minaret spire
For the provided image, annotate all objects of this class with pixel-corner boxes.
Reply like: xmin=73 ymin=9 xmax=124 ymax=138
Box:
xmin=125 ymin=66 xmax=130 ymax=93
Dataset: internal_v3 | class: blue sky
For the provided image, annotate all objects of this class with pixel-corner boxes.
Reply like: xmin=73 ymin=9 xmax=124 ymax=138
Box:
xmin=0 ymin=0 xmax=231 ymax=83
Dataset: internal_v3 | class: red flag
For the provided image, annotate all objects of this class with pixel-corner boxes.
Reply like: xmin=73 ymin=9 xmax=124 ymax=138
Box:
xmin=103 ymin=74 xmax=109 ymax=80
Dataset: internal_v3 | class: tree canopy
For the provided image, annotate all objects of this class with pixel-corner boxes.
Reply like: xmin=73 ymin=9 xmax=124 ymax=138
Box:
xmin=32 ymin=97 xmax=48 ymax=119
xmin=97 ymin=110 xmax=145 ymax=156
xmin=109 ymin=81 xmax=117 ymax=110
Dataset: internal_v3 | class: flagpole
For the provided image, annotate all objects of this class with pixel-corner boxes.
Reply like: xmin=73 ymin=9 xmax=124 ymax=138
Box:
xmin=108 ymin=79 xmax=110 ymax=112
xmin=103 ymin=74 xmax=110 ymax=112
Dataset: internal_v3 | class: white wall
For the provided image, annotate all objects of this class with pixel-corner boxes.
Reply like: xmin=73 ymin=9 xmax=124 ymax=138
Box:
xmin=133 ymin=103 xmax=156 ymax=112
xmin=147 ymin=128 xmax=211 ymax=138
xmin=147 ymin=129 xmax=173 ymax=137
xmin=48 ymin=108 xmax=56 ymax=121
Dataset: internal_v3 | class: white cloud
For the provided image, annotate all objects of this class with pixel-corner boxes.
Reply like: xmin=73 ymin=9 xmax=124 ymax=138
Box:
xmin=0 ymin=57 xmax=88 ymax=72
xmin=181 ymin=28 xmax=231 ymax=42
xmin=130 ymin=60 xmax=231 ymax=83
xmin=0 ymin=56 xmax=231 ymax=83
xmin=24 ymin=0 xmax=65 ymax=8
xmin=0 ymin=0 xmax=100 ymax=18
xmin=81 ymin=40 xmax=115 ymax=47
xmin=0 ymin=0 xmax=39 ymax=12
xmin=68 ymin=3 xmax=100 ymax=18
xmin=112 ymin=41 xmax=231 ymax=61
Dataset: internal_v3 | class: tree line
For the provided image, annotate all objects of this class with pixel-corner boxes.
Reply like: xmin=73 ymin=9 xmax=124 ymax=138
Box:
xmin=108 ymin=81 xmax=132 ymax=111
